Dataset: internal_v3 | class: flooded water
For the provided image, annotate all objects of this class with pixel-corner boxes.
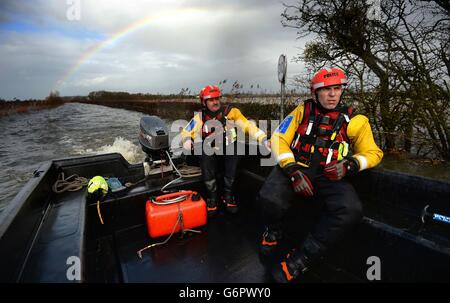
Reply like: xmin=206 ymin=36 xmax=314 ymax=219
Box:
xmin=0 ymin=103 xmax=170 ymax=212
xmin=0 ymin=102 xmax=449 ymax=214
xmin=377 ymin=155 xmax=450 ymax=182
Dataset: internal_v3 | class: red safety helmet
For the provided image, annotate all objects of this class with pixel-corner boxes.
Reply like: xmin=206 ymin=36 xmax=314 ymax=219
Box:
xmin=310 ymin=67 xmax=347 ymax=96
xmin=199 ymin=85 xmax=221 ymax=106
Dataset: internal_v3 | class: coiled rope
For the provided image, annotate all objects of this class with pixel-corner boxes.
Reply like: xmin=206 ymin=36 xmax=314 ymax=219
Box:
xmin=52 ymin=173 xmax=88 ymax=193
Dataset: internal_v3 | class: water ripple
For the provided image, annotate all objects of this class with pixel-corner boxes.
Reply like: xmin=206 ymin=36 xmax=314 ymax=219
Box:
xmin=0 ymin=102 xmax=152 ymax=210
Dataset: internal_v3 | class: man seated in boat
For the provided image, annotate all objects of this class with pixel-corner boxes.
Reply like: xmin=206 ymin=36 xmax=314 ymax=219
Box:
xmin=258 ymin=67 xmax=383 ymax=283
xmin=181 ymin=85 xmax=269 ymax=216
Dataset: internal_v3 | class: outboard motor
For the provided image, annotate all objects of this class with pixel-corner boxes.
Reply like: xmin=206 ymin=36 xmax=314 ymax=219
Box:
xmin=139 ymin=116 xmax=172 ymax=175
xmin=139 ymin=116 xmax=169 ymax=161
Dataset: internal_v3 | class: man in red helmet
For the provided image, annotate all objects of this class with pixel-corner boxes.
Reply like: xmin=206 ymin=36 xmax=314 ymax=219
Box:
xmin=181 ymin=85 xmax=269 ymax=216
xmin=258 ymin=67 xmax=383 ymax=282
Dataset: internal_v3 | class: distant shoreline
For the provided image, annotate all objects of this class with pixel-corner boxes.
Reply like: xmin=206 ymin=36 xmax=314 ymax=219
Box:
xmin=76 ymin=96 xmax=299 ymax=121
xmin=0 ymin=99 xmax=68 ymax=117
xmin=0 ymin=95 xmax=301 ymax=120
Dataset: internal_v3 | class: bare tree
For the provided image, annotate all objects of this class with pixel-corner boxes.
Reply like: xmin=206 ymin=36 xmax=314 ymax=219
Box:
xmin=283 ymin=0 xmax=450 ymax=158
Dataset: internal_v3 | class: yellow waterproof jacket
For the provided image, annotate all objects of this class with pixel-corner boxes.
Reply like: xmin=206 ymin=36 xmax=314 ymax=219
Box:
xmin=181 ymin=106 xmax=267 ymax=143
xmin=271 ymin=101 xmax=383 ymax=171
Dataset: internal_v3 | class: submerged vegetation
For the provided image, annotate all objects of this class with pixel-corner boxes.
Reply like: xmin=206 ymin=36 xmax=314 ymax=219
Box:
xmin=0 ymin=91 xmax=65 ymax=117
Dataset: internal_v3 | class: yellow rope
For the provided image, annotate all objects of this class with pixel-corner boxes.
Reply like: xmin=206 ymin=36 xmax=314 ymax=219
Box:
xmin=97 ymin=200 xmax=104 ymax=225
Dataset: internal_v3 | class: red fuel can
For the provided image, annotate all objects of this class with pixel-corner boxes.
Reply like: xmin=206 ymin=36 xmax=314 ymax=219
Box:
xmin=145 ymin=190 xmax=207 ymax=238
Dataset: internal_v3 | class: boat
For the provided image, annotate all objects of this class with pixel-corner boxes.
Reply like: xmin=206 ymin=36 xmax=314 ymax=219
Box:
xmin=0 ymin=116 xmax=449 ymax=283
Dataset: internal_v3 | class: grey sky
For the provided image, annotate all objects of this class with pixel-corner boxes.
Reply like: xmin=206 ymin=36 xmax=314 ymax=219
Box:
xmin=0 ymin=0 xmax=307 ymax=99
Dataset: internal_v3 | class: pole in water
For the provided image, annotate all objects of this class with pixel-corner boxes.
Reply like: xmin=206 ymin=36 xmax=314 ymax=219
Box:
xmin=421 ymin=205 xmax=450 ymax=226
xmin=278 ymin=54 xmax=287 ymax=121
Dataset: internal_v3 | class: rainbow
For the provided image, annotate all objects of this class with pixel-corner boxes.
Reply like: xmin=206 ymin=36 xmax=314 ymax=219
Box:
xmin=54 ymin=8 xmax=207 ymax=90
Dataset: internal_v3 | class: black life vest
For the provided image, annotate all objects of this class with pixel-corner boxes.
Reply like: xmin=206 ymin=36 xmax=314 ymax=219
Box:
xmin=291 ymin=99 xmax=354 ymax=166
xmin=201 ymin=105 xmax=236 ymax=145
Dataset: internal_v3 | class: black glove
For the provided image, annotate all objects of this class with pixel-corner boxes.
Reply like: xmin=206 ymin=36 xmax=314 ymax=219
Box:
xmin=323 ymin=157 xmax=359 ymax=181
xmin=283 ymin=163 xmax=314 ymax=197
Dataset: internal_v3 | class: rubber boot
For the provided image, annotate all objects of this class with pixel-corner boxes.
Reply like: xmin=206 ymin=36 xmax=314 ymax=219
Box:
xmin=223 ymin=195 xmax=239 ymax=214
xmin=259 ymin=225 xmax=282 ymax=257
xmin=204 ymin=179 xmax=218 ymax=217
xmin=271 ymin=234 xmax=325 ymax=283
xmin=271 ymin=249 xmax=309 ymax=283
xmin=206 ymin=197 xmax=218 ymax=217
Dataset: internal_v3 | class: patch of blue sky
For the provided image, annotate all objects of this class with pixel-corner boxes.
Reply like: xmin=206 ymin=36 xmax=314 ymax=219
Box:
xmin=0 ymin=19 xmax=105 ymax=40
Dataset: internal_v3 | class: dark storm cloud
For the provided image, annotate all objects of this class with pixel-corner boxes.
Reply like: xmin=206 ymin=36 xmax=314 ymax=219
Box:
xmin=0 ymin=1 xmax=306 ymax=99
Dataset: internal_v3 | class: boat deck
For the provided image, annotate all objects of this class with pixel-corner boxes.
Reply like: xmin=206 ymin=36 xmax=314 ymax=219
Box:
xmin=1 ymin=153 xmax=449 ymax=283
xmin=115 ymin=210 xmax=267 ymax=283
xmin=86 ymin=196 xmax=362 ymax=283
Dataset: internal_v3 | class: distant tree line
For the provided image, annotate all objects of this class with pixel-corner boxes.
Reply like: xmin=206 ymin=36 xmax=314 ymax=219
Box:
xmin=87 ymin=90 xmax=197 ymax=101
xmin=86 ymin=89 xmax=301 ymax=102
xmin=0 ymin=90 xmax=67 ymax=116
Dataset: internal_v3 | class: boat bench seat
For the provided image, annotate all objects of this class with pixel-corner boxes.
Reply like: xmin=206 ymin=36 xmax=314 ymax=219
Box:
xmin=20 ymin=190 xmax=86 ymax=282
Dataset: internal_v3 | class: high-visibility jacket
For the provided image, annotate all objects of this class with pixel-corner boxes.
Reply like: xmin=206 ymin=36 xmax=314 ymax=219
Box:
xmin=271 ymin=100 xmax=383 ymax=171
xmin=181 ymin=105 xmax=267 ymax=144
xmin=200 ymin=105 xmax=234 ymax=141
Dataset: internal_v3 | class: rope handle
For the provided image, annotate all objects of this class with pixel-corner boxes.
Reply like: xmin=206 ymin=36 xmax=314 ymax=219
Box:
xmin=153 ymin=190 xmax=196 ymax=202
